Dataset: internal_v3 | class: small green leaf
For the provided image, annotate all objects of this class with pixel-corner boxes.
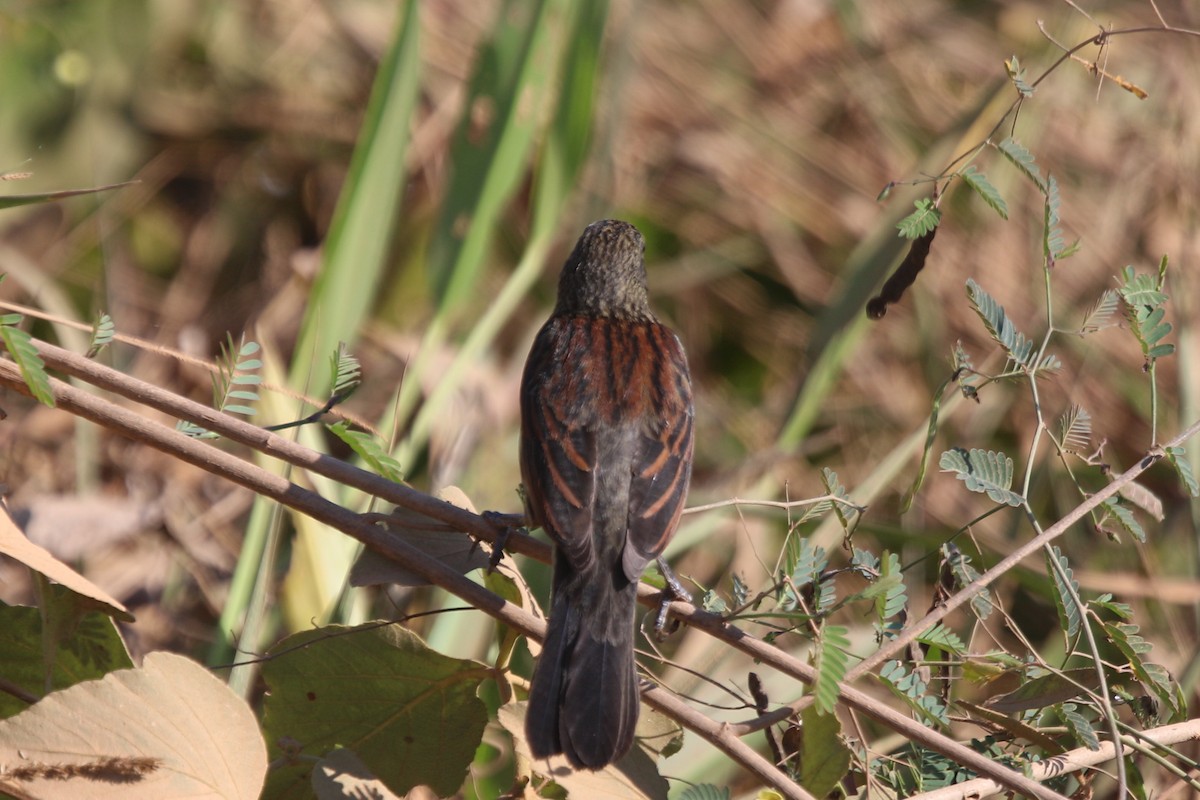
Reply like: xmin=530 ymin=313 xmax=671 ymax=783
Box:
xmin=330 ymin=342 xmax=363 ymax=401
xmin=1004 ymin=55 xmax=1034 ymax=97
xmin=701 ymin=590 xmax=729 ymax=614
xmin=87 ymin=312 xmax=115 ymax=358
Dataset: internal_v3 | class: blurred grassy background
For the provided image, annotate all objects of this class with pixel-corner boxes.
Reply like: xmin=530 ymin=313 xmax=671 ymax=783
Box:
xmin=1 ymin=0 xmax=1198 ymax=793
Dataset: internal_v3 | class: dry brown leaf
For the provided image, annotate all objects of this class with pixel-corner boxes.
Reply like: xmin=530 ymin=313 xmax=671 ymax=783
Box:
xmin=0 ymin=505 xmax=129 ymax=620
xmin=0 ymin=652 xmax=266 ymax=799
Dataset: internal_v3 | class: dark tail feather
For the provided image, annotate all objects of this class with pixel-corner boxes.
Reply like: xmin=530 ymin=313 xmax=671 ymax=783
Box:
xmin=526 ymin=574 xmax=640 ymax=769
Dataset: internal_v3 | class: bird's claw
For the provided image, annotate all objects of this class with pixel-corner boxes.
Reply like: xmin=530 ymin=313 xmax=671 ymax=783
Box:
xmin=481 ymin=511 xmax=524 ymax=572
xmin=653 ymin=556 xmax=691 ymax=640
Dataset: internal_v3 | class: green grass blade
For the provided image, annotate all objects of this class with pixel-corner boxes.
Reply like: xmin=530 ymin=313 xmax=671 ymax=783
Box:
xmin=290 ymin=0 xmax=421 ymax=396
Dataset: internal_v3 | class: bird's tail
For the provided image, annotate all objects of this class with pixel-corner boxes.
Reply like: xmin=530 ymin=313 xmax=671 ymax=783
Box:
xmin=526 ymin=562 xmax=640 ymax=769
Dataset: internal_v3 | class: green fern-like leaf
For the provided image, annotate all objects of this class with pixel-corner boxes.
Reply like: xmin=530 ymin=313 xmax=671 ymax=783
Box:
xmin=1118 ymin=266 xmax=1168 ymax=308
xmin=1057 ymin=405 xmax=1092 ymax=453
xmin=206 ymin=335 xmax=262 ymax=421
xmin=814 ymin=624 xmax=851 ymax=715
xmin=896 ymin=198 xmax=942 ymax=239
xmin=900 ymin=372 xmax=956 ymax=514
xmin=1165 ymin=446 xmax=1199 ymax=497
xmin=965 ymin=279 xmax=1034 ymax=368
xmin=943 ymin=544 xmax=994 ymax=620
xmin=939 ymin=447 xmax=1024 ymax=507
xmin=329 ymin=342 xmax=363 ymax=402
xmin=875 ymin=551 xmax=906 ymax=622
xmin=1118 ymin=262 xmax=1175 ymax=360
xmin=996 ymin=137 xmax=1044 ymax=190
xmin=700 ymin=590 xmax=729 ymax=614
xmin=1101 ymin=497 xmax=1146 ymax=543
xmin=1077 ymin=289 xmax=1120 ymax=334
xmin=917 ymin=623 xmax=966 ymax=656
xmin=815 ymin=579 xmax=837 ymax=614
xmin=1061 ymin=703 xmax=1101 ymax=751
xmin=960 ymin=166 xmax=1008 ymax=220
xmin=0 ymin=322 xmax=55 ymax=407
xmin=1004 ymin=55 xmax=1034 ymax=97
xmin=786 ymin=537 xmax=827 ymax=590
xmin=730 ymin=573 xmax=749 ymax=608
xmin=819 ymin=467 xmax=855 ymax=533
xmin=1101 ymin=619 xmax=1176 ymax=720
xmin=1046 ymin=546 xmax=1081 ymax=643
xmin=87 ymin=311 xmax=115 ymax=358
xmin=327 ymin=420 xmax=405 ymax=483
xmin=677 ymin=785 xmax=731 ymax=800
xmin=878 ymin=660 xmax=949 ymax=727
xmin=1140 ymin=661 xmax=1186 ymax=722
xmin=1043 ymin=174 xmax=1064 ymax=263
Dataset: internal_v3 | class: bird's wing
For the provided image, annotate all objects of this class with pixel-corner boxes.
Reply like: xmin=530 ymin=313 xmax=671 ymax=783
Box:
xmin=519 ymin=321 xmax=601 ymax=573
xmin=622 ymin=330 xmax=694 ymax=581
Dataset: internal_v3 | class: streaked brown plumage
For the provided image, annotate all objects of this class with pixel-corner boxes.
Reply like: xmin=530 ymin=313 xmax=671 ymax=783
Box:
xmin=521 ymin=219 xmax=695 ymax=769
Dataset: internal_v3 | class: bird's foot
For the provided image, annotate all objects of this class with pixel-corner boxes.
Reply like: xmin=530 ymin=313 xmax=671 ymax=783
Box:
xmin=653 ymin=556 xmax=692 ymax=639
xmin=481 ymin=511 xmax=525 ymax=572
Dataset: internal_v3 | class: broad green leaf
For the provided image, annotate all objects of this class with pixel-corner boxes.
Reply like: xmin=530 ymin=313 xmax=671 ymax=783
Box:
xmin=261 ymin=624 xmax=489 ymax=799
xmin=800 ymin=702 xmax=852 ymax=796
xmin=983 ymin=668 xmax=1100 ymax=713
xmin=291 ymin=0 xmax=421 ymax=395
xmin=0 ymin=597 xmax=133 ymax=720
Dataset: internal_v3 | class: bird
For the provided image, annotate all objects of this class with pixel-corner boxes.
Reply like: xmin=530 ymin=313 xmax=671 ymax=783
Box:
xmin=520 ymin=219 xmax=695 ymax=769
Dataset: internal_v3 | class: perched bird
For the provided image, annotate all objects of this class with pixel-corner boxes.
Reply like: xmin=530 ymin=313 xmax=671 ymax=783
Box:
xmin=520 ymin=219 xmax=695 ymax=769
